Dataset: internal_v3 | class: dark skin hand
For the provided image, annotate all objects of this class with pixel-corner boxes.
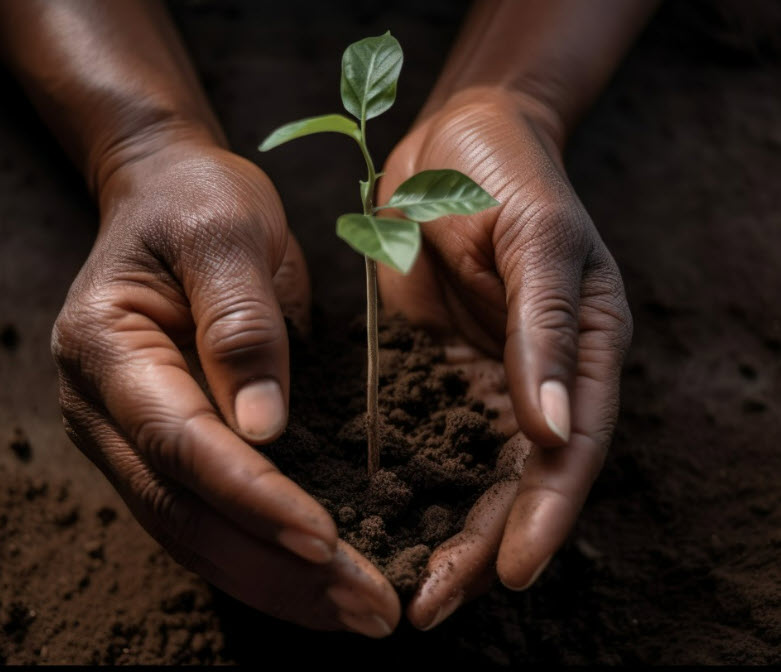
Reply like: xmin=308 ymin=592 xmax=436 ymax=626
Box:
xmin=377 ymin=0 xmax=657 ymax=629
xmin=0 ymin=0 xmax=398 ymax=638
xmin=0 ymin=0 xmax=657 ymax=636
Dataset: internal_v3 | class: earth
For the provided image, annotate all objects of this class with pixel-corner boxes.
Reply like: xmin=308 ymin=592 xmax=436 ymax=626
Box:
xmin=1 ymin=0 xmax=780 ymax=665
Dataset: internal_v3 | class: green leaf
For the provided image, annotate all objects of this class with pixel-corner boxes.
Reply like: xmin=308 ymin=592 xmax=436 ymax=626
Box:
xmin=336 ymin=214 xmax=420 ymax=274
xmin=259 ymin=114 xmax=360 ymax=151
xmin=377 ymin=169 xmax=500 ymax=221
xmin=341 ymin=32 xmax=403 ymax=121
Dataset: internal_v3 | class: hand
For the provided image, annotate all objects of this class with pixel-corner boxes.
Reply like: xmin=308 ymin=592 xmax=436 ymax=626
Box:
xmin=377 ymin=88 xmax=632 ymax=629
xmin=52 ymin=138 xmax=399 ymax=637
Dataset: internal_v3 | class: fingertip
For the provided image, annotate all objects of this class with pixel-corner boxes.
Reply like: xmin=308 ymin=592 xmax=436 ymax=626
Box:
xmin=497 ymin=487 xmax=572 ymax=591
xmin=406 ymin=561 xmax=462 ymax=631
xmin=406 ymin=590 xmax=432 ymax=631
xmin=414 ymin=590 xmax=464 ymax=631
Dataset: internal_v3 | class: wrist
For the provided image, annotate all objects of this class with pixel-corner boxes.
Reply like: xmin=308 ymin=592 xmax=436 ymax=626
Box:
xmin=90 ymin=117 xmax=226 ymax=207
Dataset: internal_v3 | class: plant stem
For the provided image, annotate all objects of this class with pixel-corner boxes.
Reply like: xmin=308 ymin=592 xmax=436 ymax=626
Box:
xmin=359 ymin=119 xmax=380 ymax=477
xmin=365 ymin=257 xmax=379 ymax=477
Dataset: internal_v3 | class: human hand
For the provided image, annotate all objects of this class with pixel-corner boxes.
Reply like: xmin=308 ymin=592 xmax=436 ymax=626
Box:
xmin=52 ymin=138 xmax=399 ymax=637
xmin=377 ymin=88 xmax=632 ymax=629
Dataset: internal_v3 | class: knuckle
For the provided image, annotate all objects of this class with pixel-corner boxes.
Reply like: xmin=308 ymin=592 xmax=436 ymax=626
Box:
xmin=200 ymin=296 xmax=285 ymax=362
xmin=134 ymin=408 xmax=195 ymax=478
xmin=51 ymin=290 xmax=119 ymax=379
xmin=617 ymin=302 xmax=634 ymax=352
xmin=528 ymin=318 xmax=579 ymax=367
xmin=585 ymin=253 xmax=634 ymax=353
xmin=51 ymin=308 xmax=84 ymax=371
xmin=60 ymin=402 xmax=90 ymax=457
xmin=496 ymin=197 xmax=591 ymax=278
xmin=515 ymin=281 xmax=580 ymax=346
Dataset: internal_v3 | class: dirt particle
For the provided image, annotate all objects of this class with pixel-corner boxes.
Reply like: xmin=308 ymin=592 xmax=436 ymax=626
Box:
xmin=385 ymin=545 xmax=431 ymax=598
xmin=742 ymin=398 xmax=767 ymax=413
xmin=337 ymin=506 xmax=356 ymax=524
xmin=419 ymin=505 xmax=454 ymax=544
xmin=738 ymin=362 xmax=758 ymax=380
xmin=765 ymin=337 xmax=781 ymax=354
xmin=0 ymin=324 xmax=19 ymax=350
xmin=84 ymin=540 xmax=104 ymax=559
xmin=96 ymin=506 xmax=117 ymax=527
xmin=354 ymin=515 xmax=389 ymax=555
xmin=161 ymin=585 xmax=198 ymax=614
xmin=9 ymin=428 xmax=32 ymax=463
xmin=52 ymin=505 xmax=79 ymax=527
xmin=366 ymin=469 xmax=413 ymax=520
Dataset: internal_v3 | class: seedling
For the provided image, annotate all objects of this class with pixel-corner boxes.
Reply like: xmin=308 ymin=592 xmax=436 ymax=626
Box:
xmin=260 ymin=33 xmax=498 ymax=477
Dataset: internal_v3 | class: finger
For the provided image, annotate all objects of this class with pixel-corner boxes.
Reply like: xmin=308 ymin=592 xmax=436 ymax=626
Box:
xmin=496 ymin=277 xmax=631 ymax=589
xmin=59 ymin=385 xmax=399 ymax=635
xmin=55 ymin=297 xmax=337 ymax=564
xmin=407 ymin=435 xmax=531 ymax=630
xmin=496 ymin=203 xmax=590 ymax=447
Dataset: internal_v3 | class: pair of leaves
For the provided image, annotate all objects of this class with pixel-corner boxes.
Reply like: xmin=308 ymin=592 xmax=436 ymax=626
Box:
xmin=258 ymin=33 xmax=401 ymax=151
xmin=258 ymin=32 xmax=499 ymax=276
xmin=337 ymin=169 xmax=499 ymax=273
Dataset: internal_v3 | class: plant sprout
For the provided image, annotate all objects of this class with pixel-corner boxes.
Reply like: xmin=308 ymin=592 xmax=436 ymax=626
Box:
xmin=260 ymin=32 xmax=499 ymax=477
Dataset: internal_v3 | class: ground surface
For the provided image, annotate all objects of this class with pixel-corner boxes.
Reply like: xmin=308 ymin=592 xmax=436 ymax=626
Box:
xmin=1 ymin=0 xmax=780 ymax=665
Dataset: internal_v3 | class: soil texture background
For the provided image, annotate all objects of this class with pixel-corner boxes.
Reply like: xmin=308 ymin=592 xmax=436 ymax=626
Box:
xmin=1 ymin=0 xmax=780 ymax=665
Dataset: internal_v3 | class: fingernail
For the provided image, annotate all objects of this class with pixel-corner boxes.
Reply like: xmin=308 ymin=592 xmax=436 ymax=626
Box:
xmin=235 ymin=379 xmax=286 ymax=441
xmin=540 ymin=380 xmax=570 ymax=442
xmin=503 ymin=555 xmax=552 ymax=591
xmin=339 ymin=611 xmax=393 ymax=638
xmin=421 ymin=591 xmax=463 ymax=631
xmin=278 ymin=529 xmax=333 ymax=564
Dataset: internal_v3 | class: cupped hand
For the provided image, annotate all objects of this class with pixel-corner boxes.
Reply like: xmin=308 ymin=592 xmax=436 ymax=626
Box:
xmin=52 ymin=139 xmax=399 ymax=636
xmin=377 ymin=88 xmax=632 ymax=629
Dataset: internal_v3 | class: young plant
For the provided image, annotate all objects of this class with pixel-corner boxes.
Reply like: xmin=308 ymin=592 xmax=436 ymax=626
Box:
xmin=260 ymin=32 xmax=498 ymax=477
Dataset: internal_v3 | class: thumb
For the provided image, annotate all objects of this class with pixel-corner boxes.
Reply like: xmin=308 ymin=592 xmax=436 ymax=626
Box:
xmin=189 ymin=231 xmax=298 ymax=445
xmin=497 ymin=206 xmax=587 ymax=447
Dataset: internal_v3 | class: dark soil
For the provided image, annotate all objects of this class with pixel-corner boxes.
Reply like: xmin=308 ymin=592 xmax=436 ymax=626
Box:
xmin=268 ymin=317 xmax=505 ymax=598
xmin=1 ymin=0 xmax=780 ymax=666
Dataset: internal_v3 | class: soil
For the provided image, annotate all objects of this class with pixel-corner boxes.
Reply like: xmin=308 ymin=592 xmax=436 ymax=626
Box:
xmin=268 ymin=317 xmax=506 ymax=598
xmin=1 ymin=0 xmax=780 ymax=666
